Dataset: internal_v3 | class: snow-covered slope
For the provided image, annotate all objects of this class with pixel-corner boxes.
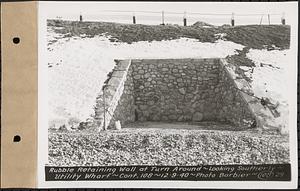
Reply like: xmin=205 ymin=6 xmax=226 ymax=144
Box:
xmin=246 ymin=49 xmax=291 ymax=132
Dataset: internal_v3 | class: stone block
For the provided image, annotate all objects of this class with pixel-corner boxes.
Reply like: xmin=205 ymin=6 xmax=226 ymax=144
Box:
xmin=192 ymin=112 xmax=203 ymax=122
xmin=162 ymin=68 xmax=169 ymax=72
xmin=178 ymin=88 xmax=186 ymax=94
xmin=169 ymin=114 xmax=177 ymax=120
xmin=133 ymin=74 xmax=141 ymax=80
xmin=138 ymin=69 xmax=145 ymax=74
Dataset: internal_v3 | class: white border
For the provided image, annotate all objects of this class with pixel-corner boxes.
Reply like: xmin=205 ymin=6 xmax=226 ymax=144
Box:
xmin=38 ymin=1 xmax=298 ymax=189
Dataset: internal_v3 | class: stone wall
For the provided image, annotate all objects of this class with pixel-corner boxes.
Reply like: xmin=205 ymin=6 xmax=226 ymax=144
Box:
xmin=131 ymin=58 xmax=221 ymax=122
xmin=94 ymin=58 xmax=256 ymax=130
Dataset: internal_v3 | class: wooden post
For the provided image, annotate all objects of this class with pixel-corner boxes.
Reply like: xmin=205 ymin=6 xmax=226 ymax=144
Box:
xmin=79 ymin=14 xmax=83 ymax=22
xmin=231 ymin=12 xmax=235 ymax=26
xmin=183 ymin=11 xmax=187 ymax=26
xmin=133 ymin=12 xmax=136 ymax=24
xmin=281 ymin=12 xmax=286 ymax=25
xmin=268 ymin=14 xmax=270 ymax=25
xmin=161 ymin=11 xmax=165 ymax=25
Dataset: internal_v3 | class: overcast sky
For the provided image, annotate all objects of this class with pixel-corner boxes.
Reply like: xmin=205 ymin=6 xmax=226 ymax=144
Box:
xmin=41 ymin=1 xmax=298 ymax=25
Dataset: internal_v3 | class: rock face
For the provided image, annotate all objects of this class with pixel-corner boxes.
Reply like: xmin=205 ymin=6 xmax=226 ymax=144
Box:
xmin=94 ymin=58 xmax=256 ymax=130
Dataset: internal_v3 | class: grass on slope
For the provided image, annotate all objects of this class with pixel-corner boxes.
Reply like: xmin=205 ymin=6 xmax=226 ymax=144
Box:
xmin=48 ymin=20 xmax=290 ymax=50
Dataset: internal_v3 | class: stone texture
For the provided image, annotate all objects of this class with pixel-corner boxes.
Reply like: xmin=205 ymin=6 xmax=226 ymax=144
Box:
xmin=131 ymin=59 xmax=221 ymax=122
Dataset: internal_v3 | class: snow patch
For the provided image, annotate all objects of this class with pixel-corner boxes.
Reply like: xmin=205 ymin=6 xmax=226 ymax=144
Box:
xmin=247 ymin=49 xmax=290 ymax=104
xmin=214 ymin=33 xmax=227 ymax=40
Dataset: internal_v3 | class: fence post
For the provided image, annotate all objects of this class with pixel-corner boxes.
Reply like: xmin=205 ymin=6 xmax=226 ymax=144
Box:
xmin=259 ymin=14 xmax=264 ymax=25
xmin=133 ymin=12 xmax=136 ymax=24
xmin=161 ymin=11 xmax=165 ymax=25
xmin=79 ymin=14 xmax=83 ymax=22
xmin=268 ymin=14 xmax=270 ymax=25
xmin=231 ymin=12 xmax=235 ymax=26
xmin=281 ymin=12 xmax=286 ymax=25
xmin=183 ymin=11 xmax=187 ymax=26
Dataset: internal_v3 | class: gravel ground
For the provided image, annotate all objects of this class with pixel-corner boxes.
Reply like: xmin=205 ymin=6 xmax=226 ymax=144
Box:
xmin=48 ymin=125 xmax=289 ymax=166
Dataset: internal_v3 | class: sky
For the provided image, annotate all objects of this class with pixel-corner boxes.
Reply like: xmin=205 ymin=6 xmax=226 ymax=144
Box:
xmin=41 ymin=1 xmax=297 ymax=25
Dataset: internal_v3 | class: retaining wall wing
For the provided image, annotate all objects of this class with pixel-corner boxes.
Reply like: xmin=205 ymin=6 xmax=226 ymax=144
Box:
xmin=219 ymin=59 xmax=281 ymax=131
xmin=94 ymin=58 xmax=272 ymax=130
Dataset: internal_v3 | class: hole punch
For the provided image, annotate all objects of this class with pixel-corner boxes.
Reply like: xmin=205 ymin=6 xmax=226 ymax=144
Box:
xmin=13 ymin=37 xmax=20 ymax=44
xmin=13 ymin=135 xmax=21 ymax=142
